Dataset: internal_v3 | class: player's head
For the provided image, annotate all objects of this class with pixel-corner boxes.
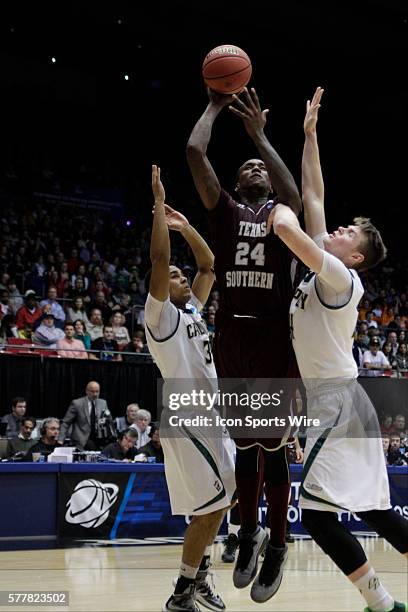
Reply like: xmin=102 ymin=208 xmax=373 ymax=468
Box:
xmin=235 ymin=159 xmax=272 ymax=198
xmin=323 ymin=217 xmax=387 ymax=272
xmin=168 ymin=265 xmax=191 ymax=306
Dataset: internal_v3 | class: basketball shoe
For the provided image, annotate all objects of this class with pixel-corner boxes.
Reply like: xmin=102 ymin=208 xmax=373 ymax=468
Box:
xmin=364 ymin=603 xmax=407 ymax=612
xmin=250 ymin=543 xmax=288 ymax=603
xmin=172 ymin=571 xmax=225 ymax=612
xmin=233 ymin=525 xmax=268 ymax=588
xmin=163 ymin=583 xmax=200 ymax=612
xmin=221 ymin=533 xmax=239 ymax=563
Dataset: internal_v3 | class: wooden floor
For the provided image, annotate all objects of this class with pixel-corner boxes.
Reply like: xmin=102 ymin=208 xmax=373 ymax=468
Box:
xmin=0 ymin=537 xmax=406 ymax=611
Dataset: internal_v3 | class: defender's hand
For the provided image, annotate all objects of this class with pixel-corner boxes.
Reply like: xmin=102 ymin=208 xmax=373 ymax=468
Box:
xmin=229 ymin=87 xmax=268 ymax=138
xmin=304 ymin=87 xmax=324 ymax=135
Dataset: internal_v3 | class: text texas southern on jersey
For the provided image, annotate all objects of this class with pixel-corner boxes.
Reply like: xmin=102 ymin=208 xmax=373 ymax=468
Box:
xmin=208 ymin=189 xmax=296 ymax=317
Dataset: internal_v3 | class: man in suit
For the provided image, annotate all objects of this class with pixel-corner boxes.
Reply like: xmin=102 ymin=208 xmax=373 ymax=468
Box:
xmin=58 ymin=381 xmax=115 ymax=450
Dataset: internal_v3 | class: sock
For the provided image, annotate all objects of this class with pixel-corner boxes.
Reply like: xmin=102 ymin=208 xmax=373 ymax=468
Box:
xmin=353 ymin=568 xmax=394 ymax=611
xmin=265 ymin=526 xmax=271 ymax=538
xmin=196 ymin=548 xmax=212 ymax=582
xmin=175 ymin=562 xmax=198 ymax=593
xmin=228 ymin=523 xmax=240 ymax=537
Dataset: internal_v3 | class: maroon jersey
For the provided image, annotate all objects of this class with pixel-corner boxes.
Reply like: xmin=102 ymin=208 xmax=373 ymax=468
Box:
xmin=209 ymin=189 xmax=296 ymax=317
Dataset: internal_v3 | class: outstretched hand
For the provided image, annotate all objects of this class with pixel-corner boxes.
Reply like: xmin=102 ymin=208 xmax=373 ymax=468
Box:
xmin=304 ymin=87 xmax=324 ymax=135
xmin=152 ymin=165 xmax=165 ymax=205
xmin=229 ymin=87 xmax=268 ymax=138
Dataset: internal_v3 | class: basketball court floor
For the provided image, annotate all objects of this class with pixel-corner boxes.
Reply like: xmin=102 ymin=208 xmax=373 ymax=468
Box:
xmin=0 ymin=536 xmax=406 ymax=611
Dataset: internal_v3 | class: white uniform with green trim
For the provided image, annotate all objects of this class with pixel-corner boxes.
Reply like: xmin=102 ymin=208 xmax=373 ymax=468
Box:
xmin=290 ymin=234 xmax=390 ymax=513
xmin=145 ymin=292 xmax=235 ymax=516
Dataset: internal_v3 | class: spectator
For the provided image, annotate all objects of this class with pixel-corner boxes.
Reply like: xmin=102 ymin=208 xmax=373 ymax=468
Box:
xmin=58 ymin=381 xmax=115 ymax=450
xmin=73 ymin=319 xmax=92 ymax=350
xmin=33 ymin=313 xmax=65 ymax=348
xmin=15 ymin=290 xmax=42 ymax=330
xmin=71 ymin=264 xmax=89 ymax=290
xmin=68 ymin=276 xmax=90 ymax=302
xmin=101 ymin=428 xmax=138 ymax=461
xmin=1 ymin=397 xmax=27 ymax=438
xmin=387 ymin=432 xmax=407 ymax=466
xmin=380 ymin=306 xmax=395 ymax=328
xmin=115 ymin=403 xmax=140 ymax=432
xmin=381 ymin=435 xmax=390 ymax=465
xmin=25 ymin=418 xmax=61 ymax=461
xmin=56 ymin=322 xmax=87 ymax=359
xmin=7 ymin=281 xmax=23 ymax=314
xmin=362 ymin=338 xmax=391 ymax=376
xmin=6 ymin=417 xmax=37 ymax=458
xmin=392 ymin=414 xmax=406 ymax=435
xmin=381 ymin=414 xmax=394 ymax=435
xmin=365 ymin=312 xmax=378 ymax=329
xmin=109 ymin=312 xmax=130 ymax=348
xmin=130 ymin=409 xmax=151 ymax=449
xmin=394 ymin=343 xmax=408 ymax=371
xmin=387 ymin=331 xmax=399 ymax=356
xmin=86 ymin=308 xmax=104 ymax=341
xmin=0 ymin=289 xmax=11 ymax=319
xmin=139 ymin=424 xmax=164 ymax=463
xmin=0 ymin=314 xmax=19 ymax=344
xmin=381 ymin=342 xmax=396 ymax=367
xmin=90 ymin=290 xmax=112 ymax=323
xmin=89 ymin=325 xmax=121 ymax=361
xmin=39 ymin=286 xmax=66 ymax=323
xmin=66 ymin=296 xmax=90 ymax=326
xmin=358 ymin=298 xmax=371 ymax=321
xmin=122 ymin=333 xmax=148 ymax=362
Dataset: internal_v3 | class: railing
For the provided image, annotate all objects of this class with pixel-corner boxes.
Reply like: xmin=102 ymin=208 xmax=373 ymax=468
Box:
xmin=0 ymin=342 xmax=152 ymax=363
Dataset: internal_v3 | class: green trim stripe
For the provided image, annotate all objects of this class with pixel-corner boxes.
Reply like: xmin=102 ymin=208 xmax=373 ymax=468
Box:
xmin=181 ymin=425 xmax=227 ymax=513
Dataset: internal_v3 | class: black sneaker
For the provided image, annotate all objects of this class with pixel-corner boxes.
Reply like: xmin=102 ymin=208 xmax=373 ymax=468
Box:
xmin=196 ymin=572 xmax=225 ymax=611
xmin=250 ymin=543 xmax=288 ymax=603
xmin=233 ymin=526 xmax=268 ymax=589
xmin=221 ymin=533 xmax=239 ymax=563
xmin=285 ymin=531 xmax=295 ymax=543
xmin=163 ymin=583 xmax=201 ymax=612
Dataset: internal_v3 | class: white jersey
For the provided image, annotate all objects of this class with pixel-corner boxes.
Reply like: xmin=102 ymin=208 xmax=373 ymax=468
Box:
xmin=290 ymin=235 xmax=364 ymax=380
xmin=145 ymin=293 xmax=216 ymax=380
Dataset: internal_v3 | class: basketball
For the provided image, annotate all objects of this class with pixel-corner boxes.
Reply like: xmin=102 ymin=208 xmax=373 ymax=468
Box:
xmin=202 ymin=44 xmax=252 ymax=95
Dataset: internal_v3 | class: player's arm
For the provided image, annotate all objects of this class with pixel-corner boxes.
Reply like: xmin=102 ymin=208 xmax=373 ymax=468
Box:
xmin=186 ymin=90 xmax=234 ymax=211
xmin=229 ymin=87 xmax=302 ymax=215
xmin=162 ymin=204 xmax=215 ymax=306
xmin=302 ymin=87 xmax=327 ymax=237
xmin=149 ymin=165 xmax=170 ymax=302
xmin=268 ymin=204 xmax=323 ymax=273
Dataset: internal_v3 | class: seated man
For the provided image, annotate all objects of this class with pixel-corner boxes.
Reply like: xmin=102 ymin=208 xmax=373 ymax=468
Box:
xmin=115 ymin=403 xmax=140 ymax=432
xmin=1 ymin=397 xmax=27 ymax=438
xmin=101 ymin=428 xmax=138 ymax=461
xmin=56 ymin=322 xmax=88 ymax=359
xmin=130 ymin=408 xmax=151 ymax=449
xmin=39 ymin=286 xmax=66 ymax=325
xmin=33 ymin=313 xmax=65 ymax=348
xmin=89 ymin=325 xmax=122 ymax=361
xmin=139 ymin=423 xmax=164 ymax=463
xmin=6 ymin=416 xmax=37 ymax=458
xmin=25 ymin=418 xmax=61 ymax=461
xmin=362 ymin=337 xmax=391 ymax=377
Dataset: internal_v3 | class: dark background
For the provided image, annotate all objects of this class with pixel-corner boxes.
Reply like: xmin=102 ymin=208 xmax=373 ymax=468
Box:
xmin=0 ymin=0 xmax=407 ymax=248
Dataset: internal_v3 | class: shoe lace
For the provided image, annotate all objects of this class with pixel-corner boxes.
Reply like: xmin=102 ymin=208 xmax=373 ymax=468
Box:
xmin=235 ymin=534 xmax=256 ymax=571
xmin=197 ymin=568 xmax=218 ymax=599
xmin=258 ymin=547 xmax=285 ymax=586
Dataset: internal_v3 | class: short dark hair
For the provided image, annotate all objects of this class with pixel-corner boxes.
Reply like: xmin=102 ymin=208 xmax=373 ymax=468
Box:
xmin=118 ymin=428 xmax=138 ymax=441
xmin=21 ymin=416 xmax=36 ymax=428
xmin=12 ymin=397 xmax=26 ymax=408
xmin=103 ymin=325 xmax=113 ymax=332
xmin=64 ymin=321 xmax=75 ymax=330
xmin=353 ymin=217 xmax=387 ymax=272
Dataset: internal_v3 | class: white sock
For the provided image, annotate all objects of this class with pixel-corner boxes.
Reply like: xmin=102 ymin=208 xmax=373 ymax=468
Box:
xmin=228 ymin=523 xmax=240 ymax=537
xmin=265 ymin=526 xmax=271 ymax=538
xmin=353 ymin=568 xmax=394 ymax=612
xmin=179 ymin=562 xmax=199 ymax=580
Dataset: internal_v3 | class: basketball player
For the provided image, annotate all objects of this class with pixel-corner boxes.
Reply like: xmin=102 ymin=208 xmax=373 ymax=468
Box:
xmin=269 ymin=87 xmax=408 ymax=612
xmin=146 ymin=165 xmax=235 ymax=612
xmin=187 ymin=87 xmax=302 ymax=602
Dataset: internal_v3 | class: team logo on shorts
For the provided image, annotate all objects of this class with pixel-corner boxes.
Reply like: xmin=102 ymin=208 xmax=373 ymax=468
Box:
xmin=65 ymin=479 xmax=119 ymax=528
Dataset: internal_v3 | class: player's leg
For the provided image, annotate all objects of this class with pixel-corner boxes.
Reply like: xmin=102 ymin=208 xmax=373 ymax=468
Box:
xmin=222 ymin=502 xmax=240 ymax=563
xmin=302 ymin=509 xmax=406 ymax=612
xmin=250 ymin=445 xmax=290 ymax=602
xmin=356 ymin=509 xmax=408 ymax=556
xmin=167 ymin=508 xmax=226 ymax=612
xmin=233 ymin=445 xmax=269 ymax=588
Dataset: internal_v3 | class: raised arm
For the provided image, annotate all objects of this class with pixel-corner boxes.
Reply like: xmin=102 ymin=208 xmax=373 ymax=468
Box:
xmin=149 ymin=165 xmax=171 ymax=302
xmin=186 ymin=91 xmax=233 ymax=211
xmin=161 ymin=204 xmax=215 ymax=306
xmin=229 ymin=87 xmax=302 ymax=214
xmin=302 ymin=87 xmax=326 ymax=237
